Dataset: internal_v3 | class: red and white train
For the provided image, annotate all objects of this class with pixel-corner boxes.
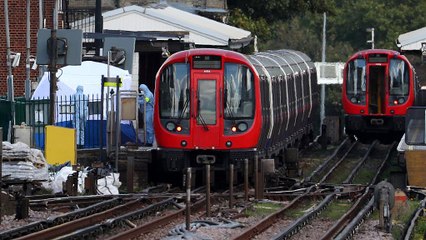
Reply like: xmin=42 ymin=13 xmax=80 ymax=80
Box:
xmin=153 ymin=48 xmax=319 ymax=181
xmin=342 ymin=49 xmax=418 ymax=140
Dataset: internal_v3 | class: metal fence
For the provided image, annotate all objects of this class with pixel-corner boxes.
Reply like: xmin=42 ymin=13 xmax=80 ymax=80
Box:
xmin=0 ymin=94 xmax=139 ymax=150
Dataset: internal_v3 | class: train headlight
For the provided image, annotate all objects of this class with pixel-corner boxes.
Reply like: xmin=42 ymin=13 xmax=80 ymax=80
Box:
xmin=237 ymin=122 xmax=248 ymax=132
xmin=231 ymin=126 xmax=237 ymax=132
xmin=350 ymin=97 xmax=358 ymax=103
xmin=166 ymin=122 xmax=176 ymax=131
xmin=393 ymin=100 xmax=398 ymax=105
xmin=226 ymin=141 xmax=232 ymax=147
xmin=181 ymin=140 xmax=187 ymax=147
xmin=176 ymin=125 xmax=183 ymax=132
xmin=398 ymin=97 xmax=405 ymax=104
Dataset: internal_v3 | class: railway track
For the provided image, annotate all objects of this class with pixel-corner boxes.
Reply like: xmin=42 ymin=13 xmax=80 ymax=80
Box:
xmin=230 ymin=139 xmax=396 ymax=240
xmin=0 ymin=139 xmax=405 ymax=240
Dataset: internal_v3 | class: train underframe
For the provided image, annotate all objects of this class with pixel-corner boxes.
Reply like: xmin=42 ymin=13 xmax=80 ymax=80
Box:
xmin=150 ymin=126 xmax=314 ymax=187
xmin=344 ymin=115 xmax=405 ymax=142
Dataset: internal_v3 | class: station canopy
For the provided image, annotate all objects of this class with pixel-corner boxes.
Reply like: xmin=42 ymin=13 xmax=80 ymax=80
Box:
xmin=77 ymin=3 xmax=252 ymax=49
xmin=397 ymin=27 xmax=426 ymax=52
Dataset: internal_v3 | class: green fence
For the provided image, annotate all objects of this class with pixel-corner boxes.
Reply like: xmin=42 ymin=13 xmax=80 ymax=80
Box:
xmin=0 ymin=95 xmax=138 ymax=150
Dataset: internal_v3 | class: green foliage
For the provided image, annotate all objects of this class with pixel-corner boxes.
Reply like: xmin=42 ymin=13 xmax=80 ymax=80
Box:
xmin=228 ymin=0 xmax=336 ymax=22
xmin=228 ymin=8 xmax=273 ymax=43
xmin=228 ymin=0 xmax=426 ymax=62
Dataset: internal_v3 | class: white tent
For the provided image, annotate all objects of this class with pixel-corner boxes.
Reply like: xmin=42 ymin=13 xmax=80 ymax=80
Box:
xmin=31 ymin=61 xmax=138 ymax=148
xmin=32 ymin=61 xmax=133 ymax=99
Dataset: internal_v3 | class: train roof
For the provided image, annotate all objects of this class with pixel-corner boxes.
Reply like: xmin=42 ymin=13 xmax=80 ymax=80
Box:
xmin=248 ymin=50 xmax=315 ymax=77
xmin=162 ymin=48 xmax=315 ymax=78
xmin=347 ymin=49 xmax=402 ymax=59
xmin=166 ymin=48 xmax=248 ymax=62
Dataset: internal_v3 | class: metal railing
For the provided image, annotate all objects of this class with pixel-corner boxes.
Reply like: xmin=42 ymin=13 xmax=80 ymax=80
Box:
xmin=0 ymin=94 xmax=141 ymax=150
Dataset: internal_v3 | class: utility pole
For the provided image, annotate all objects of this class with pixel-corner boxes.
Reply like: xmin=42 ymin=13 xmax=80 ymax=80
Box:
xmin=4 ymin=0 xmax=15 ymax=142
xmin=95 ymin=0 xmax=103 ymax=56
xmin=320 ymin=12 xmax=327 ymax=130
xmin=25 ymin=0 xmax=31 ymax=100
xmin=49 ymin=8 xmax=59 ymax=125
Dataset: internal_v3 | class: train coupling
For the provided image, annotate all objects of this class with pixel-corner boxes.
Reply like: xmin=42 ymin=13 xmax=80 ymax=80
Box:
xmin=196 ymin=155 xmax=216 ymax=164
xmin=370 ymin=118 xmax=384 ymax=126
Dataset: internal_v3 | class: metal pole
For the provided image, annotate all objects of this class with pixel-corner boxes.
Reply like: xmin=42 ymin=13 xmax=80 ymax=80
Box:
xmin=100 ymin=76 xmax=105 ymax=162
xmin=39 ymin=0 xmax=43 ymax=29
xmin=4 ymin=0 xmax=15 ymax=142
xmin=320 ymin=12 xmax=326 ymax=130
xmin=229 ymin=164 xmax=234 ymax=208
xmin=206 ymin=164 xmax=211 ymax=217
xmin=106 ymin=52 xmax=111 ymax=155
xmin=115 ymin=76 xmax=120 ymax=172
xmin=25 ymin=0 xmax=31 ymax=100
xmin=254 ymin=155 xmax=259 ymax=199
xmin=185 ymin=168 xmax=192 ymax=231
xmin=48 ymin=8 xmax=59 ymax=125
xmin=259 ymin=159 xmax=264 ymax=199
xmin=144 ymin=97 xmax=147 ymax=145
xmin=244 ymin=159 xmax=248 ymax=201
xmin=0 ymin=128 xmax=2 ymax=225
xmin=95 ymin=0 xmax=102 ymax=56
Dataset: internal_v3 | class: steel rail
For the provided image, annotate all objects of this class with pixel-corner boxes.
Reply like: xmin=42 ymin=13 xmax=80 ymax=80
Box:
xmin=231 ymin=186 xmax=317 ymax=240
xmin=343 ymin=140 xmax=378 ymax=184
xmin=0 ymin=198 xmax=122 ymax=240
xmin=105 ymin=197 xmax=208 ymax=240
xmin=320 ymin=142 xmax=395 ymax=239
xmin=271 ymin=193 xmax=336 ymax=240
xmin=403 ymin=191 xmax=426 ymax=240
xmin=305 ymin=137 xmax=350 ymax=183
xmin=318 ymin=141 xmax=358 ymax=184
xmin=14 ymin=197 xmax=171 ymax=240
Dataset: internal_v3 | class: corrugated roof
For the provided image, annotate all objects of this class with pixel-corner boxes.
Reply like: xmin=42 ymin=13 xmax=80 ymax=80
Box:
xmin=397 ymin=27 xmax=426 ymax=51
xmin=93 ymin=3 xmax=252 ymax=49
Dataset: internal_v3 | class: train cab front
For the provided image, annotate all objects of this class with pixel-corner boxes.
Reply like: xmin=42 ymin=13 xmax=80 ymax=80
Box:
xmin=342 ymin=50 xmax=414 ymax=136
xmin=153 ymin=49 xmax=262 ymax=173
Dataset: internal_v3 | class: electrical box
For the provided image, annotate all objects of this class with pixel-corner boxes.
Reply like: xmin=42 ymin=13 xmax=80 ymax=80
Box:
xmin=36 ymin=29 xmax=83 ymax=65
xmin=13 ymin=124 xmax=33 ymax=147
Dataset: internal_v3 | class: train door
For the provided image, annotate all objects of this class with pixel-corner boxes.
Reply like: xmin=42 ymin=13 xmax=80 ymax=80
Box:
xmin=368 ymin=66 xmax=386 ymax=114
xmin=192 ymin=73 xmax=221 ymax=148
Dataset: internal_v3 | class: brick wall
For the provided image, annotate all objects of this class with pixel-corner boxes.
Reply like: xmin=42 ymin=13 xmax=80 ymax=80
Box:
xmin=0 ymin=1 xmax=51 ymax=96
xmin=68 ymin=0 xmax=116 ymax=10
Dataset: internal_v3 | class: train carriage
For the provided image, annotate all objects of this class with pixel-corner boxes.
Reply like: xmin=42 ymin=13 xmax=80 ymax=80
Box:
xmin=342 ymin=49 xmax=418 ymax=140
xmin=153 ymin=48 xmax=318 ymax=183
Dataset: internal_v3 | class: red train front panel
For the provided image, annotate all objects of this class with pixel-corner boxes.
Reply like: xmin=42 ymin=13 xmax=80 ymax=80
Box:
xmin=342 ymin=49 xmax=415 ymax=135
xmin=154 ymin=49 xmax=262 ymax=171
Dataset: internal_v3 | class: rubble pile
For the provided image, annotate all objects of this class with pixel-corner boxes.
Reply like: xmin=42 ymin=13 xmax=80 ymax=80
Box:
xmin=2 ymin=141 xmax=49 ymax=181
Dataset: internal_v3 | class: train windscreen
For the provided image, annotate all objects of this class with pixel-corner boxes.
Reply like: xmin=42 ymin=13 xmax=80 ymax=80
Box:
xmin=224 ymin=63 xmax=255 ymax=119
xmin=389 ymin=59 xmax=409 ymax=95
xmin=159 ymin=63 xmax=190 ymax=118
xmin=346 ymin=59 xmax=366 ymax=104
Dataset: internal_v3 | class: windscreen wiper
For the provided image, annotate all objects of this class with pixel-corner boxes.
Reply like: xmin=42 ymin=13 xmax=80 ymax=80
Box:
xmin=177 ymin=96 xmax=189 ymax=124
xmin=197 ymin=90 xmax=209 ymax=131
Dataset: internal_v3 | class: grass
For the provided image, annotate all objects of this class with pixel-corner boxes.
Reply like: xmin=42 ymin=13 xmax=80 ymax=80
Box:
xmin=413 ymin=215 xmax=426 ymax=240
xmin=245 ymin=201 xmax=283 ymax=217
xmin=284 ymin=200 xmax=316 ymax=218
xmin=391 ymin=199 xmax=421 ymax=239
xmin=322 ymin=199 xmax=353 ymax=220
